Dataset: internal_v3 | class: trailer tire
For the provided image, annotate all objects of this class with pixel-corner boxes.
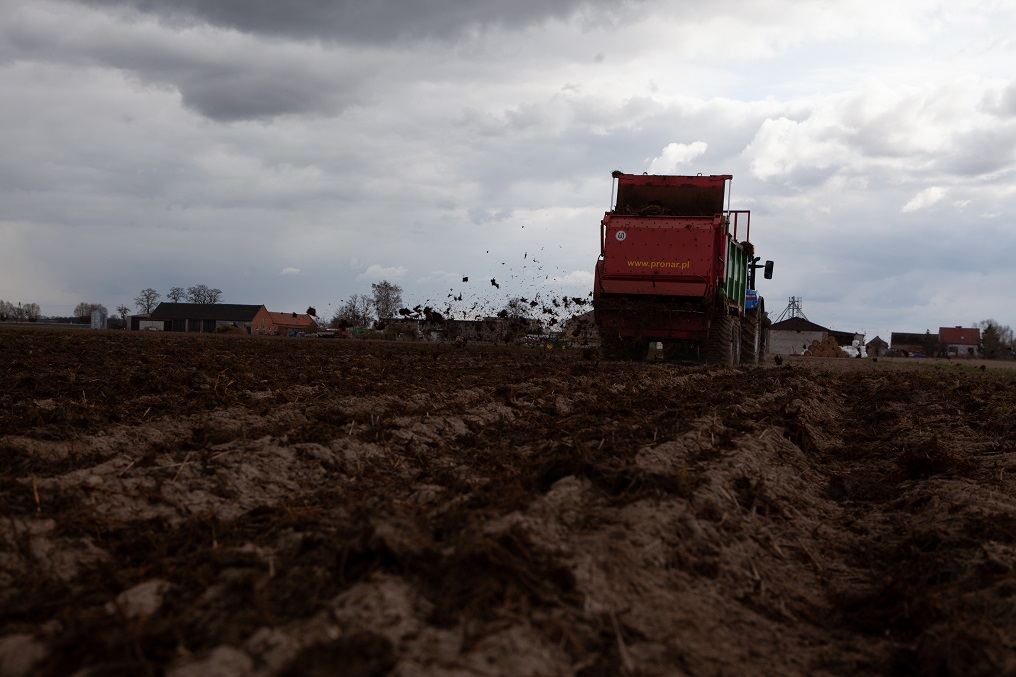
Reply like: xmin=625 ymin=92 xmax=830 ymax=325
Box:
xmin=625 ymin=337 xmax=650 ymax=362
xmin=706 ymin=313 xmax=741 ymax=365
xmin=599 ymin=332 xmax=624 ymax=360
xmin=741 ymin=309 xmax=760 ymax=365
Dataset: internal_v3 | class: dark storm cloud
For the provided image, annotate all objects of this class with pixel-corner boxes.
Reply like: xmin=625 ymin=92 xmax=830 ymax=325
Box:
xmin=3 ymin=8 xmax=366 ymax=121
xmin=159 ymin=61 xmax=351 ymax=121
xmin=73 ymin=0 xmax=631 ymax=43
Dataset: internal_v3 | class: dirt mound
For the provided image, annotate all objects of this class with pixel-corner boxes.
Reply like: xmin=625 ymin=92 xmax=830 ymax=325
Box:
xmin=2 ymin=327 xmax=1015 ymax=676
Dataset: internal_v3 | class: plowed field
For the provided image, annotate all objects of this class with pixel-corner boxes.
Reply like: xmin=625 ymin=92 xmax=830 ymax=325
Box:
xmin=2 ymin=327 xmax=1016 ymax=676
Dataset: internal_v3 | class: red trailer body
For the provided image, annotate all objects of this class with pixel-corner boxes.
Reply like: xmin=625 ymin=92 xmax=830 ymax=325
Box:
xmin=593 ymin=172 xmax=771 ymax=363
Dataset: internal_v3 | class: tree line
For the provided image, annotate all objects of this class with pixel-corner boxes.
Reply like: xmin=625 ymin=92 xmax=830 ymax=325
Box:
xmin=8 ymin=279 xmax=550 ymax=334
xmin=328 ymin=281 xmax=403 ymax=329
xmin=325 ymin=281 xmax=546 ymax=337
xmin=133 ymin=284 xmax=224 ymax=315
xmin=0 ymin=300 xmax=41 ymax=322
xmin=127 ymin=280 xmax=405 ymax=329
xmin=73 ymin=302 xmax=108 ymax=321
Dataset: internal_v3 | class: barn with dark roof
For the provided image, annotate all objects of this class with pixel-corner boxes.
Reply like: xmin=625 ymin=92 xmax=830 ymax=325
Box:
xmin=144 ymin=303 xmax=270 ymax=333
xmin=769 ymin=317 xmax=833 ymax=355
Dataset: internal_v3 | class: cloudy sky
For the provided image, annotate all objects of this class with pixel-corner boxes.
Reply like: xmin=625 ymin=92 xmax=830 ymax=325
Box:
xmin=2 ymin=0 xmax=1014 ymax=339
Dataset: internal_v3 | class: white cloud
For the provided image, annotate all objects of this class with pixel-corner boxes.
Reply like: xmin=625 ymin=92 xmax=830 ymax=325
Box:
xmin=280 ymin=267 xmax=300 ymax=275
xmin=743 ymin=115 xmax=852 ymax=181
xmin=415 ymin=270 xmax=463 ymax=286
xmin=647 ymin=142 xmax=708 ymax=173
xmin=552 ymin=270 xmax=595 ymax=288
xmin=357 ymin=264 xmax=408 ymax=282
xmin=901 ymin=187 xmax=946 ymax=212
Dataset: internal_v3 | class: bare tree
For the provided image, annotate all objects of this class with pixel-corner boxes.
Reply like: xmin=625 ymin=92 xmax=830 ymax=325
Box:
xmin=116 ymin=304 xmax=132 ymax=328
xmin=186 ymin=284 xmax=207 ymax=303
xmin=330 ymin=294 xmax=374 ymax=329
xmin=167 ymin=286 xmax=186 ymax=302
xmin=74 ymin=302 xmax=108 ymax=323
xmin=497 ymin=298 xmax=541 ymax=342
xmin=134 ymin=288 xmax=161 ymax=315
xmin=2 ymin=300 xmax=40 ymax=321
xmin=371 ymin=281 xmax=403 ymax=321
xmin=23 ymin=303 xmax=40 ymax=321
xmin=499 ymin=297 xmax=536 ymax=320
xmin=186 ymin=284 xmax=223 ymax=304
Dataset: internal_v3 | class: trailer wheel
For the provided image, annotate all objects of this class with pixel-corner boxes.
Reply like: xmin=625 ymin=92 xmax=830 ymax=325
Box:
xmin=740 ymin=309 xmax=760 ymax=365
xmin=599 ymin=332 xmax=624 ymax=360
xmin=706 ymin=313 xmax=741 ymax=365
xmin=624 ymin=337 xmax=650 ymax=362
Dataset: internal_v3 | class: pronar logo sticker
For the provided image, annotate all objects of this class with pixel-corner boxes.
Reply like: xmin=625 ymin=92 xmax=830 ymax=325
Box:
xmin=627 ymin=260 xmax=692 ymax=269
xmin=615 ymin=230 xmax=627 ymax=241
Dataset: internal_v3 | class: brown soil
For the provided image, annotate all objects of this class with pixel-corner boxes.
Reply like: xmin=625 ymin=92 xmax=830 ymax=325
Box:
xmin=2 ymin=327 xmax=1015 ymax=676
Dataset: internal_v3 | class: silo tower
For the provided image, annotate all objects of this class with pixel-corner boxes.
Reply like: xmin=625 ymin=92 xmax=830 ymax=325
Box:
xmin=775 ymin=297 xmax=808 ymax=323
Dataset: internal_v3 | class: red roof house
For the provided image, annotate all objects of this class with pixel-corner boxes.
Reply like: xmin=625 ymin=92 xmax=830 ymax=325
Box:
xmin=254 ymin=312 xmax=319 ymax=336
xmin=939 ymin=326 xmax=980 ymax=357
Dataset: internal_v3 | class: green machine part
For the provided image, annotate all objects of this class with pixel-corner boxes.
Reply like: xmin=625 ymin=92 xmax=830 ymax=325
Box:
xmin=722 ymin=236 xmax=749 ymax=310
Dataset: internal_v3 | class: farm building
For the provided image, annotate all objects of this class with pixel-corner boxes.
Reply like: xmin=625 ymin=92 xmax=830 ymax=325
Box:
xmin=254 ymin=312 xmax=318 ymax=336
xmin=143 ymin=303 xmax=270 ymax=333
xmin=890 ymin=332 xmax=936 ymax=357
xmin=377 ymin=318 xmax=427 ymax=341
xmin=865 ymin=336 xmax=889 ymax=357
xmin=769 ymin=316 xmax=863 ymax=356
xmin=939 ymin=326 xmax=980 ymax=357
xmin=769 ymin=317 xmax=832 ymax=356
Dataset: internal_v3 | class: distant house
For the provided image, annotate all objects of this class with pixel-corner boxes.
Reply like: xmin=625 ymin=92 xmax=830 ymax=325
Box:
xmin=129 ymin=314 xmax=163 ymax=331
xmin=145 ymin=303 xmax=269 ymax=333
xmin=890 ymin=332 xmax=930 ymax=356
xmin=255 ymin=312 xmax=319 ymax=336
xmin=866 ymin=336 xmax=889 ymax=357
xmin=939 ymin=326 xmax=980 ymax=357
xmin=769 ymin=317 xmax=833 ymax=355
xmin=770 ymin=316 xmax=863 ymax=356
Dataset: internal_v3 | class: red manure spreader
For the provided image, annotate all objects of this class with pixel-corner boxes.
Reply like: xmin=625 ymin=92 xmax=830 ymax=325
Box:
xmin=593 ymin=171 xmax=774 ymax=363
